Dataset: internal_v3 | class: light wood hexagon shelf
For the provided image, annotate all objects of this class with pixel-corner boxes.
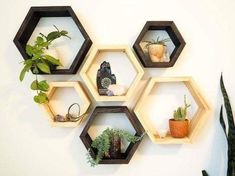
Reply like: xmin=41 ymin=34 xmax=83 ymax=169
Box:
xmin=42 ymin=81 xmax=91 ymax=127
xmin=80 ymin=45 xmax=144 ymax=102
xmin=134 ymin=77 xmax=211 ymax=144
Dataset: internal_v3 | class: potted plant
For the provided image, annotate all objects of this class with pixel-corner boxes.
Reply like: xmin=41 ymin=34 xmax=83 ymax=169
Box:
xmin=86 ymin=128 xmax=143 ymax=167
xmin=169 ymin=95 xmax=191 ymax=138
xmin=19 ymin=25 xmax=71 ymax=104
xmin=144 ymin=36 xmax=170 ymax=62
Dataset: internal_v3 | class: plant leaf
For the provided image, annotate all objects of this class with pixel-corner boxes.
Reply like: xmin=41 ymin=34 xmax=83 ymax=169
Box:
xmin=220 ymin=105 xmax=227 ymax=137
xmin=36 ymin=36 xmax=44 ymax=45
xmin=38 ymin=80 xmax=49 ymax=91
xmin=47 ymin=31 xmax=60 ymax=41
xmin=26 ymin=45 xmax=34 ymax=56
xmin=19 ymin=62 xmax=32 ymax=81
xmin=44 ymin=55 xmax=62 ymax=66
xmin=220 ymin=74 xmax=235 ymax=176
xmin=33 ymin=92 xmax=48 ymax=104
xmin=37 ymin=63 xmax=50 ymax=73
xmin=30 ymin=80 xmax=38 ymax=90
xmin=202 ymin=170 xmax=209 ymax=176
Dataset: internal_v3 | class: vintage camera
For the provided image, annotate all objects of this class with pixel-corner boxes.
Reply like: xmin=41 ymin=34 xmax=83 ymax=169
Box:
xmin=96 ymin=61 xmax=116 ymax=95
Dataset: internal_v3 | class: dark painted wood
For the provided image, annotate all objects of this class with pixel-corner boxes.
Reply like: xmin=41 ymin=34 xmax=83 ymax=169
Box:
xmin=14 ymin=6 xmax=92 ymax=74
xmin=80 ymin=106 xmax=145 ymax=165
xmin=133 ymin=21 xmax=185 ymax=68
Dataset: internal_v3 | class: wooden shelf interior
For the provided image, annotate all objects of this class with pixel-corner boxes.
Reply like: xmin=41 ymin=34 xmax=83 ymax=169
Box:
xmin=133 ymin=21 xmax=185 ymax=68
xmin=14 ymin=6 xmax=92 ymax=74
xmin=80 ymin=106 xmax=145 ymax=164
xmin=42 ymin=82 xmax=91 ymax=127
xmin=134 ymin=77 xmax=211 ymax=144
xmin=80 ymin=45 xmax=144 ymax=101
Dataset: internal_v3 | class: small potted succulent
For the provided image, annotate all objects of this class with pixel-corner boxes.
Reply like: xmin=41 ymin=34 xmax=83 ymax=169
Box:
xmin=86 ymin=128 xmax=143 ymax=167
xmin=144 ymin=36 xmax=170 ymax=62
xmin=169 ymin=95 xmax=191 ymax=138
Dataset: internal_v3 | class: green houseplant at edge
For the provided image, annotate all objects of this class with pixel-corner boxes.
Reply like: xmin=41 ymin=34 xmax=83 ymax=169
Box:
xmin=19 ymin=25 xmax=71 ymax=104
xmin=202 ymin=74 xmax=235 ymax=176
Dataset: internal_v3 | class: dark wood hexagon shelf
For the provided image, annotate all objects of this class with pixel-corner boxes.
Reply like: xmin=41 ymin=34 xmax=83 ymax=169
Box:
xmin=133 ymin=21 xmax=185 ymax=68
xmin=13 ymin=6 xmax=92 ymax=74
xmin=80 ymin=106 xmax=145 ymax=164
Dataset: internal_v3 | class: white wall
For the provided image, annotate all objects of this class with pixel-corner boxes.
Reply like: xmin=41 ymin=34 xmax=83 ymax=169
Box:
xmin=1 ymin=0 xmax=234 ymax=175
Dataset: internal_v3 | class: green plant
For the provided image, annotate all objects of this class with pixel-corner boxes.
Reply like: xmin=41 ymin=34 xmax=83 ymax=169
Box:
xmin=202 ymin=170 xmax=209 ymax=176
xmin=173 ymin=95 xmax=191 ymax=121
xmin=86 ymin=128 xmax=143 ymax=167
xmin=220 ymin=74 xmax=235 ymax=176
xmin=144 ymin=36 xmax=170 ymax=48
xmin=19 ymin=25 xmax=71 ymax=104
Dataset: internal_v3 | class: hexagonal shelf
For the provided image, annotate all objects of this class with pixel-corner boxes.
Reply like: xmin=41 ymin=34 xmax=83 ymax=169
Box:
xmin=14 ymin=6 xmax=92 ymax=74
xmin=133 ymin=21 xmax=185 ymax=68
xmin=80 ymin=106 xmax=145 ymax=164
xmin=42 ymin=82 xmax=91 ymax=127
xmin=134 ymin=77 xmax=211 ymax=144
xmin=80 ymin=45 xmax=144 ymax=102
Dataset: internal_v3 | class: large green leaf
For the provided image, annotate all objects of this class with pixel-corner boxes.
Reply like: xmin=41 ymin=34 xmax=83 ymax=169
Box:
xmin=37 ymin=63 xmax=50 ymax=74
xmin=220 ymin=74 xmax=235 ymax=176
xmin=44 ymin=55 xmax=62 ymax=66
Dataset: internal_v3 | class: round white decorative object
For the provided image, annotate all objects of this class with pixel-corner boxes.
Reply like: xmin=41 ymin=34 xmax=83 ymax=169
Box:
xmin=158 ymin=129 xmax=168 ymax=138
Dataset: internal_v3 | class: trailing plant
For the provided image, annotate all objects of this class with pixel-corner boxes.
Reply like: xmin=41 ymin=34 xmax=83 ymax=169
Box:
xmin=220 ymin=74 xmax=235 ymax=176
xmin=173 ymin=95 xmax=191 ymax=121
xmin=144 ymin=36 xmax=170 ymax=48
xmin=19 ymin=25 xmax=71 ymax=104
xmin=86 ymin=128 xmax=143 ymax=167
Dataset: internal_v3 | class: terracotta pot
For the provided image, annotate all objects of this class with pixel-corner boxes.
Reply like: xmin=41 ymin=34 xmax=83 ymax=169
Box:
xmin=169 ymin=119 xmax=189 ymax=138
xmin=109 ymin=136 xmax=121 ymax=158
xmin=148 ymin=44 xmax=165 ymax=62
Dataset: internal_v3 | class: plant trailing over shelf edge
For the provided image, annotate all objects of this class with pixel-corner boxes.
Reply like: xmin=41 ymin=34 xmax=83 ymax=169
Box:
xmin=86 ymin=128 xmax=143 ymax=167
xmin=173 ymin=95 xmax=191 ymax=121
xmin=19 ymin=25 xmax=71 ymax=104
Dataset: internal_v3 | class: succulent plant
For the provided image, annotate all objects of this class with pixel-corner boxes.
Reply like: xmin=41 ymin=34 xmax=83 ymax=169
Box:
xmin=173 ymin=95 xmax=191 ymax=121
xmin=144 ymin=36 xmax=170 ymax=48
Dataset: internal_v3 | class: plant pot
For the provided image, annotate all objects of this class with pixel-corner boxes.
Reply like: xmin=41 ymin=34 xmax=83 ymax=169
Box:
xmin=148 ymin=44 xmax=166 ymax=62
xmin=169 ymin=119 xmax=189 ymax=138
xmin=109 ymin=136 xmax=121 ymax=158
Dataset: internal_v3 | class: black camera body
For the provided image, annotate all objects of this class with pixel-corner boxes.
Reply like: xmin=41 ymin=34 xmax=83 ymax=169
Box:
xmin=96 ymin=61 xmax=116 ymax=95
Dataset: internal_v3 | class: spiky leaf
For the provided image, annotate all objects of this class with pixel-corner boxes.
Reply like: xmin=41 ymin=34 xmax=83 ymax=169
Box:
xmin=220 ymin=74 xmax=235 ymax=176
xmin=202 ymin=170 xmax=209 ymax=176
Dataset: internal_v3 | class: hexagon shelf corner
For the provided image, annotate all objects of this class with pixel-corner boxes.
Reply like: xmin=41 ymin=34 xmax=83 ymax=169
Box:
xmin=80 ymin=106 xmax=145 ymax=164
xmin=42 ymin=81 xmax=91 ymax=127
xmin=14 ymin=6 xmax=92 ymax=74
xmin=80 ymin=45 xmax=144 ymax=102
xmin=134 ymin=77 xmax=211 ymax=144
xmin=133 ymin=21 xmax=185 ymax=68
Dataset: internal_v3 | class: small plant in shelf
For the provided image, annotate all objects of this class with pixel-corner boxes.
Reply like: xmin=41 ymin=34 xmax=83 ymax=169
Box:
xmin=169 ymin=95 xmax=191 ymax=138
xmin=142 ymin=36 xmax=170 ymax=62
xmin=86 ymin=128 xmax=143 ymax=167
xmin=19 ymin=25 xmax=71 ymax=104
